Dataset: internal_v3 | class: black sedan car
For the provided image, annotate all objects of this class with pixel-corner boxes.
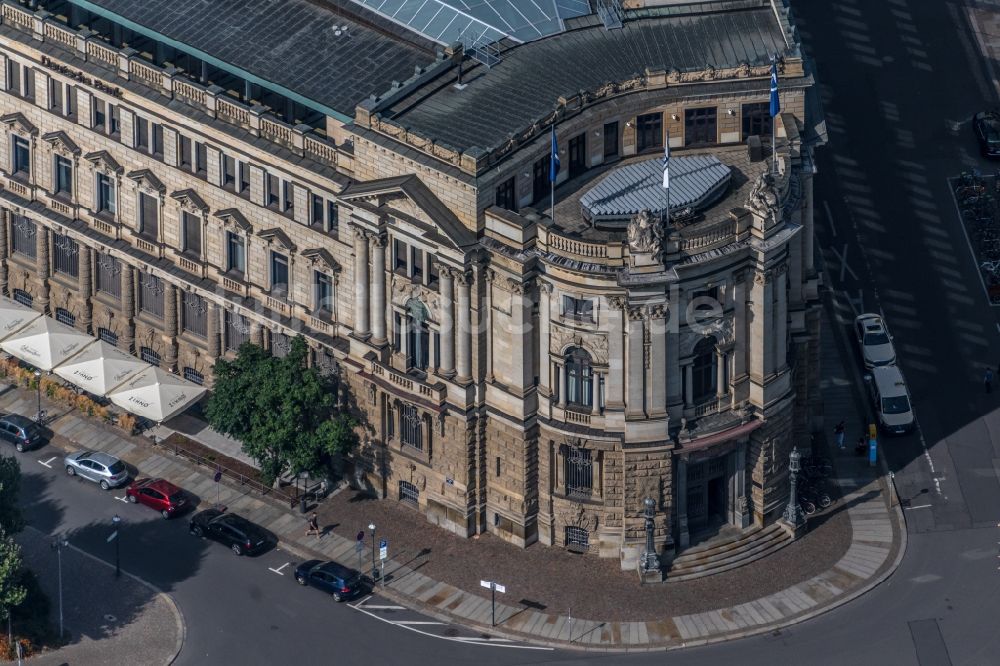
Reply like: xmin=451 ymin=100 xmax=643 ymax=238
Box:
xmin=0 ymin=413 xmax=44 ymax=452
xmin=189 ymin=508 xmax=269 ymax=556
xmin=294 ymin=560 xmax=362 ymax=602
xmin=974 ymin=110 xmax=1000 ymax=158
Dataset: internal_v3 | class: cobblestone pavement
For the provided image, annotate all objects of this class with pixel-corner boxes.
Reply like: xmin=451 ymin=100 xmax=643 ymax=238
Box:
xmin=0 ymin=307 xmax=904 ymax=650
xmin=12 ymin=526 xmax=183 ymax=666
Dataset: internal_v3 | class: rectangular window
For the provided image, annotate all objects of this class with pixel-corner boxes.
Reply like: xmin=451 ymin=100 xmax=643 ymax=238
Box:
xmin=315 ymin=271 xmax=333 ymax=313
xmin=311 ymin=194 xmax=324 ymax=229
xmin=636 ymin=112 xmax=663 ymax=153
xmin=495 ymin=176 xmax=516 ymax=212
xmin=182 ymin=212 xmax=201 ymax=257
xmin=267 ymin=173 xmax=280 ymax=208
xmin=568 ymin=134 xmax=587 ymax=177
xmin=98 ymin=327 xmax=118 ymax=347
xmin=66 ymin=85 xmax=77 ymax=118
xmin=152 ymin=124 xmax=164 ymax=156
xmin=10 ymin=216 xmax=36 ymax=259
xmin=49 ymin=79 xmax=63 ymax=113
xmin=741 ymin=102 xmax=772 ymax=140
xmin=181 ymin=292 xmax=208 ymax=338
xmin=394 ymin=239 xmax=407 ymax=273
xmin=96 ymin=253 xmax=121 ymax=299
xmin=427 ymin=256 xmax=439 ymax=288
xmin=97 ymin=173 xmax=116 ymax=216
xmin=53 ymin=233 xmax=79 ymax=278
xmin=54 ymin=156 xmax=73 ymax=196
xmin=55 ymin=308 xmax=75 ymax=327
xmin=138 ymin=273 xmax=164 ymax=319
xmin=6 ymin=60 xmax=20 ymax=95
xmin=138 ymin=192 xmax=158 ymax=240
xmin=532 ymin=155 xmax=550 ymax=204
xmin=684 ymin=107 xmax=718 ymax=147
xmin=326 ymin=201 xmax=339 ymax=234
xmin=93 ymin=99 xmax=106 ymax=132
xmin=563 ymin=295 xmax=595 ymax=321
xmin=12 ymin=136 xmax=30 ymax=175
xmin=393 ymin=312 xmax=402 ymax=352
xmin=282 ymin=181 xmax=294 ymax=214
xmin=564 ymin=446 xmax=593 ymax=497
xmin=270 ymin=252 xmax=289 ymax=295
xmin=23 ymin=68 xmax=34 ymax=102
xmin=109 ymin=104 xmax=120 ymax=136
xmin=183 ymin=368 xmax=204 ymax=385
xmin=222 ymin=155 xmax=236 ymax=188
xmin=238 ymin=161 xmax=250 ymax=195
xmin=195 ymin=142 xmax=207 ymax=176
xmin=226 ymin=232 xmax=245 ymax=274
xmin=179 ymin=135 xmax=192 ymax=169
xmin=603 ymin=121 xmax=619 ymax=158
xmin=224 ymin=311 xmax=250 ymax=351
xmin=135 ymin=116 xmax=149 ymax=151
xmin=411 ymin=247 xmax=423 ymax=281
xmin=12 ymin=289 xmax=31 ymax=307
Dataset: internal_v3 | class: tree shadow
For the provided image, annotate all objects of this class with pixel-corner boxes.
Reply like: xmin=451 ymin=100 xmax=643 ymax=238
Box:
xmin=18 ymin=465 xmax=66 ymax=538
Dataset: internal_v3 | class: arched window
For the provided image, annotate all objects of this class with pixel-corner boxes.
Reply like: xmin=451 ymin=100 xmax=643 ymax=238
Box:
xmin=565 ymin=347 xmax=593 ymax=407
xmin=692 ymin=337 xmax=718 ymax=402
xmin=405 ymin=299 xmax=430 ymax=371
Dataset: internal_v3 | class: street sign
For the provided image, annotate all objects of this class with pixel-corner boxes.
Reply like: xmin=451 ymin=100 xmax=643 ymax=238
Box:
xmin=354 ymin=541 xmax=364 ymax=553
xmin=379 ymin=538 xmax=388 ymax=560
xmin=379 ymin=538 xmax=387 ymax=548
xmin=480 ymin=580 xmax=491 ymax=589
xmin=493 ymin=583 xmax=506 ymax=594
xmin=106 ymin=530 xmax=118 ymax=543
xmin=213 ymin=471 xmax=222 ymax=483
xmin=356 ymin=530 xmax=364 ymax=542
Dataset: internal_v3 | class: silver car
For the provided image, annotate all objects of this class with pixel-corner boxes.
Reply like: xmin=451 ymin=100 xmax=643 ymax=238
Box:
xmin=854 ymin=313 xmax=896 ymax=369
xmin=64 ymin=451 xmax=129 ymax=490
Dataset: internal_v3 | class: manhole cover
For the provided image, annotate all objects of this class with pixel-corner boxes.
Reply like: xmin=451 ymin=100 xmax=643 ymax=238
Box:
xmin=104 ymin=614 xmax=117 ymax=623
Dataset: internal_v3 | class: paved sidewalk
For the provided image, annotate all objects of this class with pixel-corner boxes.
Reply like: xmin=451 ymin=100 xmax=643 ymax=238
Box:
xmin=0 ymin=308 xmax=904 ymax=650
xmin=967 ymin=0 xmax=1000 ymax=99
xmin=9 ymin=526 xmax=183 ymax=666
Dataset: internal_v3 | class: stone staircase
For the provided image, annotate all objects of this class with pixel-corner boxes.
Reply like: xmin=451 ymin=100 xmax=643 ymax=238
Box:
xmin=667 ymin=523 xmax=792 ymax=582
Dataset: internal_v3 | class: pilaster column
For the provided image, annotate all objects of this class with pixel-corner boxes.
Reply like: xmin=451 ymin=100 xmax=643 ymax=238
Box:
xmin=538 ymin=282 xmax=552 ymax=392
xmin=36 ymin=226 xmax=50 ymax=313
xmin=788 ymin=230 xmax=803 ymax=307
xmin=207 ymin=303 xmax=221 ymax=359
xmin=733 ymin=274 xmax=747 ymax=379
xmin=606 ymin=297 xmax=626 ymax=408
xmin=370 ymin=233 xmax=387 ymax=344
xmin=676 ymin=456 xmax=689 ymax=549
xmin=716 ymin=349 xmax=727 ymax=397
xmin=79 ymin=246 xmax=92 ymax=332
xmin=683 ymin=362 xmax=694 ymax=408
xmin=0 ymin=210 xmax=9 ymax=296
xmin=509 ymin=277 xmax=533 ymax=391
xmin=803 ymin=172 xmax=815 ymax=275
xmin=557 ymin=362 xmax=567 ymax=408
xmin=775 ymin=266 xmax=788 ymax=371
xmin=438 ymin=268 xmax=455 ymax=376
xmin=250 ymin=321 xmax=263 ymax=346
xmin=591 ymin=372 xmax=600 ymax=415
xmin=749 ymin=269 xmax=773 ymax=380
xmin=625 ymin=306 xmax=645 ymax=417
xmin=121 ymin=264 xmax=135 ymax=352
xmin=163 ymin=283 xmax=178 ymax=371
xmin=648 ymin=305 xmax=666 ymax=416
xmin=455 ymin=271 xmax=472 ymax=382
xmin=352 ymin=226 xmax=370 ymax=339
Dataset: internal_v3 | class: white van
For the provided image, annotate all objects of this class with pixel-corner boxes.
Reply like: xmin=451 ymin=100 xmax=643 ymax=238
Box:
xmin=865 ymin=366 xmax=915 ymax=435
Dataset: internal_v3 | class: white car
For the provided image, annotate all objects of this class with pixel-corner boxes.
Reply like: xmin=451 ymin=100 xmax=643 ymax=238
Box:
xmin=854 ymin=314 xmax=896 ymax=369
xmin=866 ymin=366 xmax=914 ymax=435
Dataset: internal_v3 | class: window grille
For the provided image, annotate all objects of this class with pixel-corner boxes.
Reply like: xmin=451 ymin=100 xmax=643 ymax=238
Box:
xmin=566 ymin=526 xmax=589 ymax=549
xmin=55 ymin=308 xmax=75 ymax=327
xmin=399 ymin=480 xmax=419 ymax=508
xmin=96 ymin=253 xmax=122 ymax=299
xmin=400 ymin=404 xmax=423 ymax=451
xmin=138 ymin=273 xmax=165 ymax=318
xmin=98 ymin=327 xmax=118 ymax=347
xmin=224 ymin=311 xmax=251 ymax=351
xmin=564 ymin=446 xmax=593 ymax=497
xmin=53 ymin=233 xmax=79 ymax=277
xmin=182 ymin=292 xmax=208 ymax=338
xmin=12 ymin=289 xmax=32 ymax=307
xmin=183 ymin=367 xmax=204 ymax=385
xmin=140 ymin=346 xmax=161 ymax=367
xmin=10 ymin=216 xmax=36 ymax=258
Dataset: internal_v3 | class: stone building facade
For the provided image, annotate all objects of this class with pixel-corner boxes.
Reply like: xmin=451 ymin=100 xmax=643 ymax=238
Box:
xmin=0 ymin=0 xmax=823 ymax=569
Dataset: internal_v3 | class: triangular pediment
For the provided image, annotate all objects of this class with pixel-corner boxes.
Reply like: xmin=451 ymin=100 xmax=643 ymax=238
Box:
xmin=301 ymin=248 xmax=340 ymax=273
xmin=126 ymin=168 xmax=166 ymax=194
xmin=214 ymin=208 xmax=252 ymax=234
xmin=41 ymin=130 xmax=80 ymax=155
xmin=340 ymin=175 xmax=474 ymax=251
xmin=83 ymin=150 xmax=123 ymax=174
xmin=0 ymin=112 xmax=38 ymax=136
xmin=257 ymin=227 xmax=296 ymax=252
xmin=170 ymin=188 xmax=209 ymax=213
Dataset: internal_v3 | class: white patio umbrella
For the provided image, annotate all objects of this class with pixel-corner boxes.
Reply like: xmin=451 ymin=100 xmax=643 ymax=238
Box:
xmin=108 ymin=366 xmax=206 ymax=422
xmin=53 ymin=340 xmax=148 ymax=396
xmin=0 ymin=315 xmax=94 ymax=371
xmin=0 ymin=296 xmax=41 ymax=341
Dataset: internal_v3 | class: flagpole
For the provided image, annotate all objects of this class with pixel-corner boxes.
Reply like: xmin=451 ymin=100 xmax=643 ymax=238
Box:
xmin=665 ymin=130 xmax=670 ymax=227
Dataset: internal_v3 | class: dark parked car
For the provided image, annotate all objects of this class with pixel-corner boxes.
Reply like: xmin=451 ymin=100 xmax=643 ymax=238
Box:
xmin=0 ymin=413 xmax=43 ymax=452
xmin=126 ymin=478 xmax=188 ymax=519
xmin=974 ymin=110 xmax=1000 ymax=158
xmin=189 ymin=509 xmax=269 ymax=556
xmin=294 ymin=560 xmax=362 ymax=602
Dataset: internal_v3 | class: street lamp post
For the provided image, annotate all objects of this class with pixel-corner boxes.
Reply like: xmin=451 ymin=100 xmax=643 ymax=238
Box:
xmin=50 ymin=537 xmax=68 ymax=639
xmin=33 ymin=370 xmax=41 ymax=424
xmin=368 ymin=522 xmax=379 ymax=581
xmin=782 ymin=447 xmax=805 ymax=528
xmin=112 ymin=514 xmax=121 ymax=578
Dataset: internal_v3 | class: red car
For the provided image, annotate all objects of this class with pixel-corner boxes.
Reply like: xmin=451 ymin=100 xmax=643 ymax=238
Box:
xmin=126 ymin=478 xmax=188 ymax=519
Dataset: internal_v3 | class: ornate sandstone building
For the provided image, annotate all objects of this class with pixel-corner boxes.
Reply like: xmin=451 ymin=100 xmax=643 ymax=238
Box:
xmin=0 ymin=0 xmax=823 ymax=570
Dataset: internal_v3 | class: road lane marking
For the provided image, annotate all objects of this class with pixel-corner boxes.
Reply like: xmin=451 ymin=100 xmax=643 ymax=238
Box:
xmin=904 ymin=504 xmax=932 ymax=510
xmin=362 ymin=605 xmax=406 ymax=610
xmin=38 ymin=457 xmax=56 ymax=468
xmin=824 ymin=200 xmax=837 ymax=237
xmin=457 ymin=637 xmax=515 ymax=643
xmin=830 ymin=244 xmax=859 ymax=282
xmin=394 ymin=621 xmax=444 ymax=625
xmin=115 ymin=495 xmax=129 ymax=503
xmin=268 ymin=562 xmax=290 ymax=576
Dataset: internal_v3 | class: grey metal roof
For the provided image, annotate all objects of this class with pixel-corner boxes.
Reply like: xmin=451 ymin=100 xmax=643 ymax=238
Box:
xmin=387 ymin=5 xmax=785 ymax=151
xmin=72 ymin=0 xmax=435 ymax=119
xmin=579 ymin=155 xmax=731 ymax=220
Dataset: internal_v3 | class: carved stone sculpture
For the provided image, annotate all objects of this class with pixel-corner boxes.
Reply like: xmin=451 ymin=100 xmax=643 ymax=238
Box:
xmin=747 ymin=172 xmax=780 ymax=220
xmin=627 ymin=209 xmax=664 ymax=259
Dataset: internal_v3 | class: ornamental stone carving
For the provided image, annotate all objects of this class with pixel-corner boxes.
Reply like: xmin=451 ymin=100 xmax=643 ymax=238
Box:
xmin=608 ymin=295 xmax=627 ymax=310
xmin=747 ymin=172 xmax=780 ymax=220
xmin=559 ymin=504 xmax=599 ymax=533
xmin=550 ymin=322 xmax=609 ymax=364
xmin=627 ymin=208 xmax=664 ymax=258
xmin=390 ymin=275 xmax=440 ymax=317
xmin=680 ymin=316 xmax=735 ymax=355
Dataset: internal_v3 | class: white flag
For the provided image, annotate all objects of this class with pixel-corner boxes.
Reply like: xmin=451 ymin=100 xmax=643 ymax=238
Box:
xmin=662 ymin=134 xmax=670 ymax=189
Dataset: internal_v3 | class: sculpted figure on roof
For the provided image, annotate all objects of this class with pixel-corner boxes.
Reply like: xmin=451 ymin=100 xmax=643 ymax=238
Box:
xmin=747 ymin=172 xmax=780 ymax=220
xmin=627 ymin=208 xmax=664 ymax=259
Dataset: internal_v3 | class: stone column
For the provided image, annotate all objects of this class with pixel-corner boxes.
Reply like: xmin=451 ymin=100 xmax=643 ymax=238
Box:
xmin=509 ymin=279 xmax=533 ymax=392
xmin=121 ymin=264 xmax=135 ymax=353
xmin=735 ymin=440 xmax=750 ymax=528
xmin=749 ymin=269 xmax=773 ymax=380
xmin=676 ymin=456 xmax=689 ymax=549
xmin=538 ymin=282 xmax=552 ymax=392
xmin=591 ymin=372 xmax=600 ymax=415
xmin=79 ymin=246 xmax=93 ymax=333
xmin=788 ymin=231 xmax=803 ymax=307
xmin=803 ymin=171 xmax=815 ymax=275
xmin=648 ymin=306 xmax=666 ymax=416
xmin=438 ymin=268 xmax=455 ymax=376
xmin=250 ymin=321 xmax=263 ymax=346
xmin=606 ymin=297 xmax=626 ymax=408
xmin=207 ymin=303 xmax=221 ymax=359
xmin=352 ymin=227 xmax=370 ymax=339
xmin=625 ymin=306 xmax=645 ymax=417
xmin=0 ymin=210 xmax=9 ymax=296
xmin=163 ymin=283 xmax=178 ymax=371
xmin=733 ymin=275 xmax=747 ymax=379
xmin=716 ymin=349 xmax=726 ymax=397
xmin=370 ymin=233 xmax=387 ymax=344
xmin=36 ymin=227 xmax=50 ymax=313
xmin=455 ymin=271 xmax=472 ymax=382
xmin=666 ymin=326 xmax=683 ymax=415
xmin=775 ymin=266 xmax=788 ymax=371
xmin=683 ymin=362 xmax=693 ymax=408
xmin=556 ymin=363 xmax=566 ymax=408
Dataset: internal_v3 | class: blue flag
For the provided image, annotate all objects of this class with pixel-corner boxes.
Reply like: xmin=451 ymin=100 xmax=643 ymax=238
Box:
xmin=549 ymin=126 xmax=560 ymax=183
xmin=769 ymin=58 xmax=780 ymax=118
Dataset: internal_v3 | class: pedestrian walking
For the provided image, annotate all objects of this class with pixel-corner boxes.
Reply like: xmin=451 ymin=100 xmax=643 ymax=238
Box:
xmin=855 ymin=435 xmax=867 ymax=456
xmin=834 ymin=420 xmax=846 ymax=450
xmin=986 ymin=368 xmax=994 ymax=394
xmin=306 ymin=512 xmax=321 ymax=537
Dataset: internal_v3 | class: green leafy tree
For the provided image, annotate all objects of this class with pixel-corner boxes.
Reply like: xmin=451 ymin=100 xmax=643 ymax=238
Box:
xmin=206 ymin=336 xmax=358 ymax=484
xmin=0 ymin=455 xmax=24 ymax=535
xmin=0 ymin=528 xmax=26 ymax=622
